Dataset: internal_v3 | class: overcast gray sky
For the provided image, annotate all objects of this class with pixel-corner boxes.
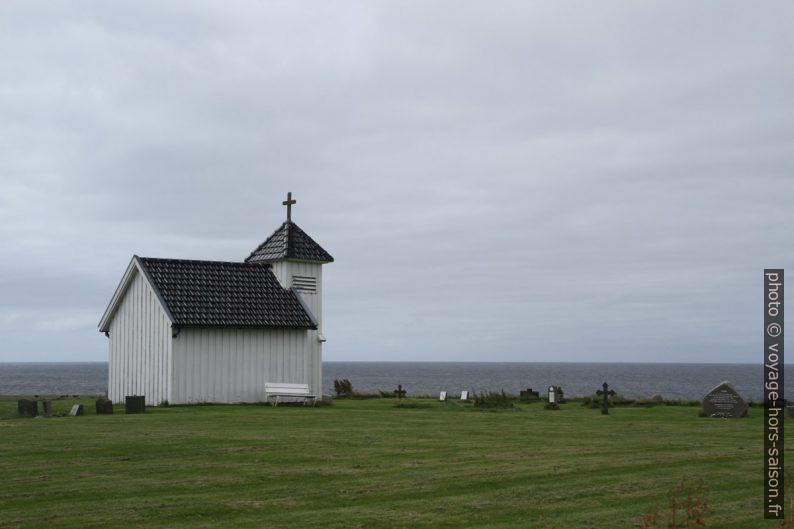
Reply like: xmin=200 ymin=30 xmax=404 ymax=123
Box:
xmin=1 ymin=2 xmax=792 ymax=363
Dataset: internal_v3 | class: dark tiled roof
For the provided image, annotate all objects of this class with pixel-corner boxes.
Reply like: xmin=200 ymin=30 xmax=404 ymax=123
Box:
xmin=245 ymin=221 xmax=334 ymax=264
xmin=137 ymin=257 xmax=316 ymax=328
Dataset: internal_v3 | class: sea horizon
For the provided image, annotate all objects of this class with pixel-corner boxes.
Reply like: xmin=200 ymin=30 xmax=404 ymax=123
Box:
xmin=0 ymin=360 xmax=777 ymax=401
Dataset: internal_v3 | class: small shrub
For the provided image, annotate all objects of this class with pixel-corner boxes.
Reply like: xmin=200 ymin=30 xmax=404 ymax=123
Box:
xmin=473 ymin=391 xmax=515 ymax=409
xmin=582 ymin=395 xmax=694 ymax=408
xmin=333 ymin=379 xmax=353 ymax=397
xmin=581 ymin=393 xmax=625 ymax=409
xmin=348 ymin=392 xmax=383 ymax=400
xmin=610 ymin=393 xmax=635 ymax=406
xmin=664 ymin=400 xmax=702 ymax=407
xmin=634 ymin=398 xmax=663 ymax=408
xmin=639 ymin=475 xmax=712 ymax=528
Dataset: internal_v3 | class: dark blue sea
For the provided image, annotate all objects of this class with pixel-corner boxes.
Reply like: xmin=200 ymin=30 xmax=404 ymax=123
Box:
xmin=0 ymin=361 xmax=776 ymax=402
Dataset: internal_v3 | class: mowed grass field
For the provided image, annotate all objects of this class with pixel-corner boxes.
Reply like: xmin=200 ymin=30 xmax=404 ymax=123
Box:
xmin=0 ymin=397 xmax=786 ymax=529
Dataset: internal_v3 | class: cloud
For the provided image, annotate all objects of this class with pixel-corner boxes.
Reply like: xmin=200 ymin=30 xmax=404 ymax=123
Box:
xmin=0 ymin=1 xmax=792 ymax=362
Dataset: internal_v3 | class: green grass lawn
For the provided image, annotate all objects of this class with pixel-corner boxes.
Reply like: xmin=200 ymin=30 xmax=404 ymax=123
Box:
xmin=0 ymin=397 xmax=786 ymax=529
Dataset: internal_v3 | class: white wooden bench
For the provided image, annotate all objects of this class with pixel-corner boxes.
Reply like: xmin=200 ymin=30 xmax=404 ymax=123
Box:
xmin=264 ymin=382 xmax=317 ymax=406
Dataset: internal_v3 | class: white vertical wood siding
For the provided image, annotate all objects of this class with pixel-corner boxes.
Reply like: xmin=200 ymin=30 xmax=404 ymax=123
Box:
xmin=107 ymin=271 xmax=172 ymax=405
xmin=270 ymin=261 xmax=323 ymax=328
xmin=171 ymin=327 xmax=321 ymax=404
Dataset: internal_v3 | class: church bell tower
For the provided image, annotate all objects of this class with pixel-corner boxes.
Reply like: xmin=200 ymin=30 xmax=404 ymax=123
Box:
xmin=244 ymin=192 xmax=334 ymax=335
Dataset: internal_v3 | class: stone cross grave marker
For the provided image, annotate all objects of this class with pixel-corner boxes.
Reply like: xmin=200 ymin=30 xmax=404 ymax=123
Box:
xmin=596 ymin=382 xmax=616 ymax=415
xmin=394 ymin=384 xmax=406 ymax=400
xmin=702 ymin=381 xmax=748 ymax=418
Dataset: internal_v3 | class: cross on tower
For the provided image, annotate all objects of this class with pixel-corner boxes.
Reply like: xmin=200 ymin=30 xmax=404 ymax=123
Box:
xmin=596 ymin=382 xmax=616 ymax=415
xmin=282 ymin=192 xmax=296 ymax=222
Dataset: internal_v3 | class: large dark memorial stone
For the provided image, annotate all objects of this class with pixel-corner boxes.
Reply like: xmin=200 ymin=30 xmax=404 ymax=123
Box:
xmin=17 ymin=399 xmax=38 ymax=417
xmin=95 ymin=398 xmax=114 ymax=415
xmin=42 ymin=400 xmax=52 ymax=417
xmin=125 ymin=396 xmax=145 ymax=414
xmin=702 ymin=381 xmax=748 ymax=418
xmin=520 ymin=388 xmax=540 ymax=401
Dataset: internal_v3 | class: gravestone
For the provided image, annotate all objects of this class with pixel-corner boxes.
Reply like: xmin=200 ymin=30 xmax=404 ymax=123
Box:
xmin=95 ymin=398 xmax=114 ymax=415
xmin=69 ymin=404 xmax=84 ymax=416
xmin=519 ymin=388 xmax=540 ymax=401
xmin=393 ymin=385 xmax=406 ymax=400
xmin=17 ymin=399 xmax=38 ymax=417
xmin=460 ymin=391 xmax=469 ymax=401
xmin=702 ymin=381 xmax=748 ymax=418
xmin=42 ymin=400 xmax=52 ymax=417
xmin=545 ymin=385 xmax=560 ymax=410
xmin=596 ymin=382 xmax=617 ymax=415
xmin=547 ymin=386 xmax=564 ymax=403
xmin=439 ymin=391 xmax=447 ymax=401
xmin=125 ymin=396 xmax=146 ymax=414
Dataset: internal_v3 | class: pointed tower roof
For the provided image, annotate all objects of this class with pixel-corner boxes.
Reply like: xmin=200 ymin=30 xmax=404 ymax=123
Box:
xmin=245 ymin=221 xmax=334 ymax=264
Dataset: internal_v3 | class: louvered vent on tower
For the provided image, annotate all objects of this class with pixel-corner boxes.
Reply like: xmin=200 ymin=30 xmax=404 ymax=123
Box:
xmin=292 ymin=275 xmax=317 ymax=293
